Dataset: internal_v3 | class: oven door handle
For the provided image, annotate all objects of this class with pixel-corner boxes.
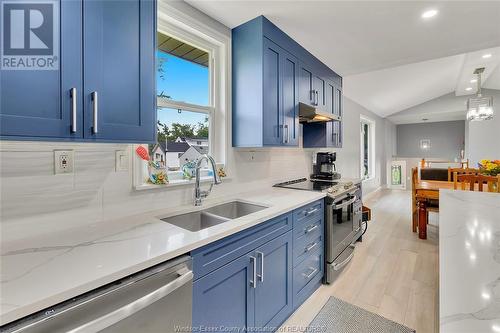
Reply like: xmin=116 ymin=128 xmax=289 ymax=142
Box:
xmin=333 ymin=244 xmax=355 ymax=271
xmin=331 ymin=195 xmax=357 ymax=210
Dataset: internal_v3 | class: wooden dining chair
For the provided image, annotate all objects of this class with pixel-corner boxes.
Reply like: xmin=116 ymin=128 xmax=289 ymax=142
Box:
xmin=447 ymin=167 xmax=480 ymax=181
xmin=411 ymin=167 xmax=418 ymax=232
xmin=454 ymin=173 xmax=500 ymax=192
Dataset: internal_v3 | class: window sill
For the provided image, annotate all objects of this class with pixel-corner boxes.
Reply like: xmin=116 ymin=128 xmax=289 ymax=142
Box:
xmin=134 ymin=176 xmax=221 ymax=191
xmin=362 ymin=176 xmax=375 ymax=182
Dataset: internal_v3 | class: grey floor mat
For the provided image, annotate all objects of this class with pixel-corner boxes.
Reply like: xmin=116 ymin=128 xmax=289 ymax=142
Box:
xmin=307 ymin=296 xmax=416 ymax=333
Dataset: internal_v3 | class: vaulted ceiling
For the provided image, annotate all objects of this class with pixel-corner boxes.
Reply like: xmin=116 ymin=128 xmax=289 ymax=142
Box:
xmin=186 ymin=0 xmax=500 ymax=118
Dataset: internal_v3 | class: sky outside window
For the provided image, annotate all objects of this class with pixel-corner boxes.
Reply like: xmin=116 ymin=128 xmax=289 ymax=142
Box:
xmin=157 ymin=50 xmax=209 ymax=128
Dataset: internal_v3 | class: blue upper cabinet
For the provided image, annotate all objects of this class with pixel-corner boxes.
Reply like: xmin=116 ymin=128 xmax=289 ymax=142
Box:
xmin=233 ymin=16 xmax=341 ymax=148
xmin=0 ymin=0 xmax=156 ymax=143
xmin=83 ymin=0 xmax=155 ymax=142
xmin=232 ymin=19 xmax=299 ymax=147
xmin=0 ymin=0 xmax=83 ymax=139
xmin=303 ymin=79 xmax=343 ymax=148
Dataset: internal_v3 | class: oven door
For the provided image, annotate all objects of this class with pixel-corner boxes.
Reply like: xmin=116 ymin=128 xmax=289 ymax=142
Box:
xmin=326 ymin=194 xmax=357 ymax=263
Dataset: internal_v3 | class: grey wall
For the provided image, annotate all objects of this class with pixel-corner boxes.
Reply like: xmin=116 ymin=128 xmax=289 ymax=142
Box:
xmin=334 ymin=97 xmax=395 ymax=195
xmin=396 ymin=120 xmax=465 ymax=160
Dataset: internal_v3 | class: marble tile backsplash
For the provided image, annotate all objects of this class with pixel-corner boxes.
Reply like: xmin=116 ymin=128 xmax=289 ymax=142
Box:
xmin=0 ymin=142 xmax=314 ymax=234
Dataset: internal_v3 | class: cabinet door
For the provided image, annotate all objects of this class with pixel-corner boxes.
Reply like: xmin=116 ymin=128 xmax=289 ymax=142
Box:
xmin=262 ymin=38 xmax=283 ymax=146
xmin=281 ymin=50 xmax=299 ymax=146
xmin=333 ymin=84 xmax=343 ymax=147
xmin=254 ymin=231 xmax=293 ymax=330
xmin=299 ymin=64 xmax=314 ymax=105
xmin=193 ymin=253 xmax=255 ymax=332
xmin=0 ymin=0 xmax=82 ymax=139
xmin=83 ymin=0 xmax=156 ymax=142
xmin=313 ymin=75 xmax=326 ymax=109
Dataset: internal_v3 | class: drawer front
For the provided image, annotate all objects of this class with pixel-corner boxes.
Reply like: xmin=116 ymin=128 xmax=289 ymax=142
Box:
xmin=192 ymin=213 xmax=292 ymax=279
xmin=293 ymin=247 xmax=323 ymax=296
xmin=293 ymin=199 xmax=323 ymax=227
xmin=294 ymin=215 xmax=322 ymax=240
xmin=293 ymin=234 xmax=323 ymax=266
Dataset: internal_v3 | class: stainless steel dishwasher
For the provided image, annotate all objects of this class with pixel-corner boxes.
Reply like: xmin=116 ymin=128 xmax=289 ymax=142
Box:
xmin=1 ymin=255 xmax=193 ymax=333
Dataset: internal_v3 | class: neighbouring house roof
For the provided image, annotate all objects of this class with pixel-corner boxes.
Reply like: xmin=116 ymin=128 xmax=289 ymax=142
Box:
xmin=166 ymin=141 xmax=190 ymax=153
xmin=176 ymin=137 xmax=208 ymax=143
xmin=151 ymin=142 xmax=166 ymax=154
xmin=192 ymin=145 xmax=209 ymax=154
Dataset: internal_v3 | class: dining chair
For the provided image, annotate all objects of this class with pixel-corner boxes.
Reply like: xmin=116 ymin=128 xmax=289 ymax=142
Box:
xmin=454 ymin=173 xmax=500 ymax=192
xmin=411 ymin=167 xmax=418 ymax=232
xmin=447 ymin=167 xmax=480 ymax=181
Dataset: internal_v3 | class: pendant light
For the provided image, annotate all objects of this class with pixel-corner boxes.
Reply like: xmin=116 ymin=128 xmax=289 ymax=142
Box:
xmin=466 ymin=67 xmax=494 ymax=121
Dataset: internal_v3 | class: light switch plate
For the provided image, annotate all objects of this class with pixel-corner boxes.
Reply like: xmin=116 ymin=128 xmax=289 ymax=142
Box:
xmin=115 ymin=150 xmax=129 ymax=171
xmin=54 ymin=150 xmax=74 ymax=174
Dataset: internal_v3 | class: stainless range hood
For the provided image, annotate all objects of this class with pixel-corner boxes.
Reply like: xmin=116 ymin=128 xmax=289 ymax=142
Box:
xmin=299 ymin=102 xmax=341 ymax=123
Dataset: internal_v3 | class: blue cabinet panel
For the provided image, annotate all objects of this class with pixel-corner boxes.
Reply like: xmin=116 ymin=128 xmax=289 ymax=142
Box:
xmin=1 ymin=0 xmax=156 ymax=143
xmin=192 ymin=200 xmax=324 ymax=332
xmin=281 ymin=50 xmax=299 ymax=146
xmin=193 ymin=253 xmax=255 ymax=332
xmin=192 ymin=213 xmax=292 ymax=279
xmin=83 ymin=0 xmax=155 ymax=142
xmin=263 ymin=38 xmax=282 ymax=146
xmin=254 ymin=231 xmax=293 ymax=330
xmin=0 ymin=0 xmax=82 ymax=139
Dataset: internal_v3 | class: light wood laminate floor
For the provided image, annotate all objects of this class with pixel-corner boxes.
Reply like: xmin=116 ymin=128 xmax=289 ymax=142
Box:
xmin=281 ymin=189 xmax=439 ymax=333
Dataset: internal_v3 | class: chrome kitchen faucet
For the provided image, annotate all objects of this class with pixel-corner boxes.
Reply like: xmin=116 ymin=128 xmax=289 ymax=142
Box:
xmin=194 ymin=154 xmax=221 ymax=206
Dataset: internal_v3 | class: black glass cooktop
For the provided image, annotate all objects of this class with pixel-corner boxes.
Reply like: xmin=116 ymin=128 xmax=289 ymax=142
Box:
xmin=273 ymin=178 xmax=338 ymax=192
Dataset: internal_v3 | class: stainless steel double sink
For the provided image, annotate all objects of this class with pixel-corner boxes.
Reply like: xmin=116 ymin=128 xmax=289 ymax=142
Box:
xmin=160 ymin=201 xmax=267 ymax=232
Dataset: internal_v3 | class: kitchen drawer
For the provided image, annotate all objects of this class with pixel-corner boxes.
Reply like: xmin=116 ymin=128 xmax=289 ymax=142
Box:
xmin=293 ymin=234 xmax=323 ymax=266
xmin=293 ymin=247 xmax=323 ymax=298
xmin=293 ymin=199 xmax=324 ymax=226
xmin=293 ymin=214 xmax=323 ymax=239
xmin=192 ymin=213 xmax=292 ymax=279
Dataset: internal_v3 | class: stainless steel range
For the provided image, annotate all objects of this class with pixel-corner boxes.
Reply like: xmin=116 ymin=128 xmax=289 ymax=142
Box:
xmin=273 ymin=177 xmax=363 ymax=284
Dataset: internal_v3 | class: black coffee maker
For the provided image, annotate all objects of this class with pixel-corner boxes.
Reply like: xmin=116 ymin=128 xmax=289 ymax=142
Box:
xmin=311 ymin=152 xmax=341 ymax=181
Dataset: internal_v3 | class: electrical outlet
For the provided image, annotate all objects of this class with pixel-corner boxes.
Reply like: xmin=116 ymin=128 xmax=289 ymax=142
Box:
xmin=54 ymin=150 xmax=74 ymax=174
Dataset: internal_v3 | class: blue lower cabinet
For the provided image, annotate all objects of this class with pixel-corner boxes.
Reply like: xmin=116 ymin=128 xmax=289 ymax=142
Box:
xmin=192 ymin=201 xmax=324 ymax=332
xmin=193 ymin=253 xmax=255 ymax=332
xmin=254 ymin=231 xmax=293 ymax=330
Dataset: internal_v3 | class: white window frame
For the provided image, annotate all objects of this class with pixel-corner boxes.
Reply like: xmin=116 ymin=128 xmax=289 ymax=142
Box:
xmin=360 ymin=116 xmax=376 ymax=181
xmin=133 ymin=1 xmax=230 ymax=190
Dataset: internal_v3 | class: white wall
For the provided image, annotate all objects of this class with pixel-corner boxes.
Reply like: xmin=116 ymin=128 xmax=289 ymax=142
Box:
xmin=0 ymin=3 xmax=393 ymax=234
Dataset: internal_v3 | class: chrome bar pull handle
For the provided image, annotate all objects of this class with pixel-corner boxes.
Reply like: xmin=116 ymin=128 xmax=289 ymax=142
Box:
xmin=284 ymin=124 xmax=289 ymax=144
xmin=305 ymin=242 xmax=318 ymax=253
xmin=315 ymin=91 xmax=319 ymax=105
xmin=304 ymin=267 xmax=318 ymax=279
xmin=250 ymin=256 xmax=257 ymax=288
xmin=70 ymin=88 xmax=77 ymax=133
xmin=256 ymin=251 xmax=264 ymax=282
xmin=91 ymin=91 xmax=98 ymax=134
xmin=305 ymin=224 xmax=318 ymax=234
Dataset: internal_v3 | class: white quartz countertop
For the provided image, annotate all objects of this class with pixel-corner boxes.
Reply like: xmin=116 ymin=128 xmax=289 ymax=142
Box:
xmin=440 ymin=189 xmax=500 ymax=333
xmin=0 ymin=187 xmax=325 ymax=325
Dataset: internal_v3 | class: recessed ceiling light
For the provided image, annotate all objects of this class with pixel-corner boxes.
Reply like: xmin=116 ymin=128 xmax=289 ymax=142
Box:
xmin=482 ymin=53 xmax=492 ymax=59
xmin=421 ymin=9 xmax=438 ymax=19
xmin=470 ymin=79 xmax=477 ymax=83
xmin=466 ymin=87 xmax=473 ymax=91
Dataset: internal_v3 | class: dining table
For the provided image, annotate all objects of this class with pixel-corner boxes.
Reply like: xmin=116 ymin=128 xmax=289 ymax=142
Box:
xmin=414 ymin=180 xmax=484 ymax=239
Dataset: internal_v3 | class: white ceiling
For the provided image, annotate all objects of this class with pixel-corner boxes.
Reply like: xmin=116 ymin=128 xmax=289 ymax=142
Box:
xmin=186 ymin=0 xmax=500 ymax=118
xmin=186 ymin=0 xmax=500 ymax=76
xmin=344 ymin=46 xmax=500 ymax=117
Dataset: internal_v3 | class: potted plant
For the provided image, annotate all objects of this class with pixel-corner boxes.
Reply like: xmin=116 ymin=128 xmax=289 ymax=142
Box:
xmin=479 ymin=159 xmax=500 ymax=176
